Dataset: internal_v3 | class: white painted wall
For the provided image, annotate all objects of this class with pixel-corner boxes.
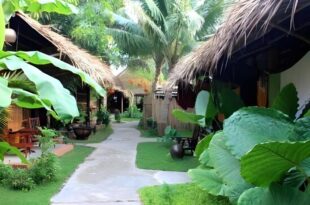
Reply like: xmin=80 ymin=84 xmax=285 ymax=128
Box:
xmin=281 ymin=51 xmax=310 ymax=109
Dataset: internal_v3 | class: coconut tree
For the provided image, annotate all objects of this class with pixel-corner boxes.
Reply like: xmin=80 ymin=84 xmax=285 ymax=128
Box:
xmin=108 ymin=0 xmax=225 ymax=90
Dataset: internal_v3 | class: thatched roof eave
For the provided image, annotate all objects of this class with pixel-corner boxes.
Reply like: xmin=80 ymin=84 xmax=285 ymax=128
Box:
xmin=168 ymin=0 xmax=310 ymax=88
xmin=15 ymin=12 xmax=115 ymax=87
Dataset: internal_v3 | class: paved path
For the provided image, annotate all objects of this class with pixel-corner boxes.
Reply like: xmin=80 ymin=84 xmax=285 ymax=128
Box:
xmin=51 ymin=122 xmax=190 ymax=205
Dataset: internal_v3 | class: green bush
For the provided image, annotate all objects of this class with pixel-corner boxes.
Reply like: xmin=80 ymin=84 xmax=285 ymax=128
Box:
xmin=29 ymin=153 xmax=59 ymax=185
xmin=122 ymin=105 xmax=142 ymax=119
xmin=114 ymin=109 xmax=121 ymax=123
xmin=5 ymin=169 xmax=35 ymax=191
xmin=96 ymin=109 xmax=110 ymax=125
xmin=146 ymin=117 xmax=157 ymax=129
xmin=158 ymin=126 xmax=176 ymax=143
xmin=0 ymin=163 xmax=13 ymax=184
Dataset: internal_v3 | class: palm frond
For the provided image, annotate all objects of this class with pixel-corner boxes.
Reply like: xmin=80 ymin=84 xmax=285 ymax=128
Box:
xmin=106 ymin=28 xmax=152 ymax=56
xmin=2 ymin=71 xmax=36 ymax=93
xmin=141 ymin=0 xmax=165 ymax=23
xmin=0 ymin=108 xmax=8 ymax=135
xmin=195 ymin=0 xmax=225 ymax=39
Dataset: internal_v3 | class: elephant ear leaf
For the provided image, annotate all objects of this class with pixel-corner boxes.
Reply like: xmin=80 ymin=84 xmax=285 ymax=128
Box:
xmin=272 ymin=83 xmax=298 ymax=119
xmin=195 ymin=133 xmax=214 ymax=157
xmin=188 ymin=168 xmax=228 ymax=196
xmin=224 ymin=107 xmax=297 ymax=158
xmin=241 ymin=141 xmax=310 ymax=187
xmin=238 ymin=185 xmax=310 ymax=205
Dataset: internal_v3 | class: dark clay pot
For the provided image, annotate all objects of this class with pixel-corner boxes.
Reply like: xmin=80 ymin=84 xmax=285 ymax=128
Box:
xmin=73 ymin=126 xmax=92 ymax=140
xmin=170 ymin=144 xmax=184 ymax=159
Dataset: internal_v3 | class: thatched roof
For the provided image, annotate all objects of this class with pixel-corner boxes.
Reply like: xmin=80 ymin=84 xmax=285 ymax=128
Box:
xmin=168 ymin=0 xmax=310 ymax=87
xmin=15 ymin=12 xmax=115 ymax=87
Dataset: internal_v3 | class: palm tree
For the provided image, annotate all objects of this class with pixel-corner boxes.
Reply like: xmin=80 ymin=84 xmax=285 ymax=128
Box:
xmin=108 ymin=0 xmax=225 ymax=90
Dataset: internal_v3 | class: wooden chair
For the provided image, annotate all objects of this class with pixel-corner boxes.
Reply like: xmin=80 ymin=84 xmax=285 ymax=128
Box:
xmin=7 ymin=130 xmax=35 ymax=157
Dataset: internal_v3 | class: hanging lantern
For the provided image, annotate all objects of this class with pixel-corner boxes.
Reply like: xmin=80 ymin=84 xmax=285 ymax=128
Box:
xmin=5 ymin=28 xmax=17 ymax=43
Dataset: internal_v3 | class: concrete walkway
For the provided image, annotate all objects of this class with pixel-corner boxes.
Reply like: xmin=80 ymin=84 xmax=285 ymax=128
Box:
xmin=51 ymin=122 xmax=190 ymax=205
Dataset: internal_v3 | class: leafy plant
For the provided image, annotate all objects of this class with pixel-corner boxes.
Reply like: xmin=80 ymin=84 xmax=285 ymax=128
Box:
xmin=97 ymin=109 xmax=110 ymax=125
xmin=114 ymin=109 xmax=121 ymax=123
xmin=122 ymin=105 xmax=142 ymax=119
xmin=159 ymin=126 xmax=177 ymax=143
xmin=29 ymin=153 xmax=59 ymax=184
xmin=0 ymin=162 xmax=13 ymax=184
xmin=189 ymin=107 xmax=310 ymax=204
xmin=5 ymin=168 xmax=35 ymax=191
xmin=37 ymin=127 xmax=58 ymax=156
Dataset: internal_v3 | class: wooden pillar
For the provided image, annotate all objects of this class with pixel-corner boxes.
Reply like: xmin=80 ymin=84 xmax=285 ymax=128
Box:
xmin=86 ymin=86 xmax=91 ymax=126
xmin=98 ymin=97 xmax=102 ymax=111
xmin=121 ymin=94 xmax=124 ymax=113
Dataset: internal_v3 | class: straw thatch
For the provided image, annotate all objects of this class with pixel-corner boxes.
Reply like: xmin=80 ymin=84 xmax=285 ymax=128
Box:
xmin=168 ymin=0 xmax=309 ymax=88
xmin=16 ymin=12 xmax=115 ymax=87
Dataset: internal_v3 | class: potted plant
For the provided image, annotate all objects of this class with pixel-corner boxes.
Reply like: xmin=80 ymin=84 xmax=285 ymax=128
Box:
xmin=72 ymin=111 xmax=92 ymax=140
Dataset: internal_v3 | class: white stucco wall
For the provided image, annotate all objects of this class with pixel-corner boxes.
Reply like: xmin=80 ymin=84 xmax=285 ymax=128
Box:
xmin=281 ymin=51 xmax=310 ymax=109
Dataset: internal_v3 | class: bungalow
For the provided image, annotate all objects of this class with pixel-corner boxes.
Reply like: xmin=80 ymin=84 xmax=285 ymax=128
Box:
xmin=168 ymin=0 xmax=310 ymax=111
xmin=5 ymin=12 xmax=116 ymax=131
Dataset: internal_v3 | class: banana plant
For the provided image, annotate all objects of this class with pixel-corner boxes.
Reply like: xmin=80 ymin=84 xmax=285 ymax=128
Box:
xmin=0 ymin=0 xmax=103 ymax=163
xmin=172 ymin=81 xmax=244 ymax=128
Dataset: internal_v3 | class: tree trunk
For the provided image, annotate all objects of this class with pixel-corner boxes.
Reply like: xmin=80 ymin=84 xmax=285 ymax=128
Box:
xmin=152 ymin=58 xmax=164 ymax=92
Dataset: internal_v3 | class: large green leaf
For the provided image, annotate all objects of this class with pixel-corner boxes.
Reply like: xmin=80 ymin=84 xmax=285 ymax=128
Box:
xmin=1 ymin=51 xmax=105 ymax=96
xmin=224 ymin=107 xmax=297 ymax=158
xmin=0 ymin=77 xmax=12 ymax=107
xmin=195 ymin=133 xmax=214 ymax=157
xmin=0 ymin=4 xmax=5 ymax=49
xmin=215 ymin=83 xmax=244 ymax=117
xmin=0 ymin=55 xmax=79 ymax=121
xmin=172 ymin=109 xmax=204 ymax=125
xmin=24 ymin=0 xmax=78 ymax=14
xmin=11 ymin=88 xmax=59 ymax=119
xmin=300 ymin=158 xmax=310 ymax=176
xmin=272 ymin=83 xmax=298 ymax=119
xmin=188 ymin=168 xmax=228 ymax=196
xmin=238 ymin=185 xmax=310 ymax=205
xmin=209 ymin=132 xmax=249 ymax=186
xmin=0 ymin=142 xmax=28 ymax=164
xmin=195 ymin=90 xmax=209 ymax=126
xmin=294 ymin=117 xmax=310 ymax=141
xmin=240 ymin=141 xmax=310 ymax=187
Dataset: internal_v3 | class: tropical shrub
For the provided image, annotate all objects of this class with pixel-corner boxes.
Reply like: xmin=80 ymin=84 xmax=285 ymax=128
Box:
xmin=114 ymin=109 xmax=121 ymax=123
xmin=0 ymin=163 xmax=13 ymax=184
xmin=146 ymin=117 xmax=157 ymax=129
xmin=37 ymin=127 xmax=58 ymax=156
xmin=158 ymin=126 xmax=177 ymax=143
xmin=29 ymin=153 xmax=59 ymax=184
xmin=122 ymin=105 xmax=142 ymax=119
xmin=188 ymin=84 xmax=310 ymax=204
xmin=97 ymin=109 xmax=110 ymax=125
xmin=5 ymin=168 xmax=35 ymax=191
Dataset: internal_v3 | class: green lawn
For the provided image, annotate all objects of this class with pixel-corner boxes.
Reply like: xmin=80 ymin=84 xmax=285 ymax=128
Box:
xmin=0 ymin=146 xmax=94 ymax=205
xmin=136 ymin=142 xmax=199 ymax=171
xmin=140 ymin=183 xmax=231 ymax=205
xmin=67 ymin=125 xmax=113 ymax=144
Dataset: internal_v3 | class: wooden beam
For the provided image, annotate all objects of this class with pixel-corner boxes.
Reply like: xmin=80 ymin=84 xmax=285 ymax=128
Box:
xmin=270 ymin=23 xmax=310 ymax=45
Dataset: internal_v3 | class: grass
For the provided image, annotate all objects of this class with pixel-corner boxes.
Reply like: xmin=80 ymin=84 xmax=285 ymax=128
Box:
xmin=0 ymin=146 xmax=94 ymax=205
xmin=136 ymin=142 xmax=199 ymax=171
xmin=67 ymin=125 xmax=113 ymax=144
xmin=139 ymin=183 xmax=231 ymax=205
